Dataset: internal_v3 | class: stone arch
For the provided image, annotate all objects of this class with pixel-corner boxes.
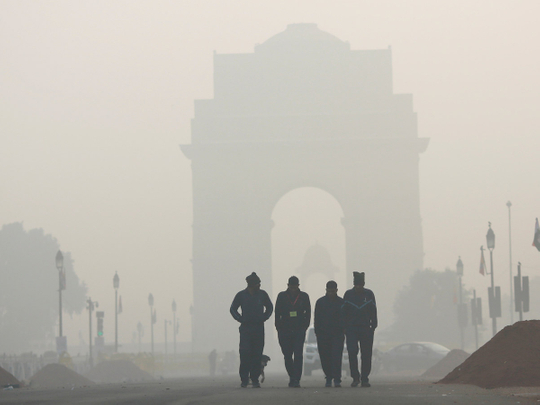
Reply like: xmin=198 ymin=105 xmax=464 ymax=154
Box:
xmin=181 ymin=24 xmax=428 ymax=351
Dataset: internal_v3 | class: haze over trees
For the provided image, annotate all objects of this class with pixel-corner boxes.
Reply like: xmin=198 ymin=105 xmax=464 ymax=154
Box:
xmin=0 ymin=223 xmax=87 ymax=353
xmin=388 ymin=268 xmax=471 ymax=348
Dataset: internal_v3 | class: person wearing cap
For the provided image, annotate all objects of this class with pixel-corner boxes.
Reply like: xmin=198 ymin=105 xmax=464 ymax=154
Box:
xmin=230 ymin=272 xmax=274 ymax=388
xmin=314 ymin=280 xmax=344 ymax=388
xmin=342 ymin=271 xmax=377 ymax=387
xmin=275 ymin=276 xmax=311 ymax=388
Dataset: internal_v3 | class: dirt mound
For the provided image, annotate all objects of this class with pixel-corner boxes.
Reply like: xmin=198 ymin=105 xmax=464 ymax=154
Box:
xmin=0 ymin=366 xmax=20 ymax=387
xmin=439 ymin=320 xmax=540 ymax=388
xmin=422 ymin=349 xmax=470 ymax=379
xmin=86 ymin=360 xmax=154 ymax=384
xmin=30 ymin=363 xmax=94 ymax=388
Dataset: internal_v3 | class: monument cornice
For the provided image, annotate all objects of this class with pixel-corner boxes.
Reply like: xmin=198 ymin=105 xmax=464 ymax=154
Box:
xmin=180 ymin=137 xmax=429 ymax=159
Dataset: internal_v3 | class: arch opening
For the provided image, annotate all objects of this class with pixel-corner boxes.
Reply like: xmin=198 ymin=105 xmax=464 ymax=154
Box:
xmin=271 ymin=187 xmax=346 ymax=304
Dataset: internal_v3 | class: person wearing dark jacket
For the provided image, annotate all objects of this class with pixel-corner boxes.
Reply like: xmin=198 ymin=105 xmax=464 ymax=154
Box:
xmin=314 ymin=280 xmax=344 ymax=388
xmin=230 ymin=272 xmax=274 ymax=388
xmin=342 ymin=271 xmax=377 ymax=387
xmin=275 ymin=276 xmax=311 ymax=387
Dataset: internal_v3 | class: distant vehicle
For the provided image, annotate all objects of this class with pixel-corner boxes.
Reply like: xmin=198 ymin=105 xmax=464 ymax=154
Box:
xmin=382 ymin=342 xmax=450 ymax=372
xmin=303 ymin=327 xmax=349 ymax=376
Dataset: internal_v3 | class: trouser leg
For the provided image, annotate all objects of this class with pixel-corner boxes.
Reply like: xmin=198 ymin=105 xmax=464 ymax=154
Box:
xmin=292 ymin=330 xmax=306 ymax=382
xmin=331 ymin=334 xmax=344 ymax=382
xmin=239 ymin=328 xmax=252 ymax=383
xmin=316 ymin=334 xmax=332 ymax=380
xmin=359 ymin=328 xmax=374 ymax=383
xmin=278 ymin=332 xmax=294 ymax=380
xmin=346 ymin=330 xmax=360 ymax=380
xmin=249 ymin=327 xmax=265 ymax=383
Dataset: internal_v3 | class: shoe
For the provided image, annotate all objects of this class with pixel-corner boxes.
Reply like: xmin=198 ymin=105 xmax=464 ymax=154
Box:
xmin=325 ymin=378 xmax=332 ymax=388
xmin=288 ymin=380 xmax=294 ymax=388
xmin=252 ymin=381 xmax=261 ymax=388
xmin=351 ymin=379 xmax=360 ymax=387
xmin=241 ymin=381 xmax=248 ymax=388
xmin=334 ymin=380 xmax=342 ymax=388
xmin=361 ymin=381 xmax=371 ymax=388
xmin=292 ymin=381 xmax=301 ymax=388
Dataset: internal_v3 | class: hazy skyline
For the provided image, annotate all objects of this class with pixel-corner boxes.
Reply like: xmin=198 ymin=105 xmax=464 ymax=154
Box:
xmin=2 ymin=1 xmax=540 ymax=352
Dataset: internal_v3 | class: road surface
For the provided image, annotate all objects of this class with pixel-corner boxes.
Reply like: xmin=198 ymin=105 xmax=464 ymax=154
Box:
xmin=1 ymin=374 xmax=538 ymax=404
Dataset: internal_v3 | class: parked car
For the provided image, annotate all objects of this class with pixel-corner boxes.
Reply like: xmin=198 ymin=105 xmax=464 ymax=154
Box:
xmin=382 ymin=342 xmax=450 ymax=372
xmin=303 ymin=327 xmax=349 ymax=376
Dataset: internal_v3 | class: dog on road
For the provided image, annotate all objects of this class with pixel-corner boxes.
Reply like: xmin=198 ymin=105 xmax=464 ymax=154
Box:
xmin=260 ymin=355 xmax=271 ymax=383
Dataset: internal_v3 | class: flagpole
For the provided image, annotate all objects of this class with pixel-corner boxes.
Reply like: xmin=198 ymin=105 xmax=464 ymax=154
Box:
xmin=507 ymin=201 xmax=513 ymax=324
xmin=480 ymin=245 xmax=486 ymax=276
xmin=489 ymin=247 xmax=496 ymax=336
xmin=473 ymin=289 xmax=478 ymax=350
xmin=113 ymin=272 xmax=120 ymax=353
xmin=486 ymin=223 xmax=497 ymax=337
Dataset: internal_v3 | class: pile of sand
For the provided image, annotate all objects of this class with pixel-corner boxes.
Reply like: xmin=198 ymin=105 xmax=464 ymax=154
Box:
xmin=86 ymin=360 xmax=154 ymax=384
xmin=439 ymin=320 xmax=540 ymax=388
xmin=29 ymin=364 xmax=94 ymax=388
xmin=0 ymin=366 xmax=20 ymax=387
xmin=422 ymin=349 xmax=470 ymax=379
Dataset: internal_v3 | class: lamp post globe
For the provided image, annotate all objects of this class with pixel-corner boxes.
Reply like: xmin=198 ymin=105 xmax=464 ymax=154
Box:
xmin=456 ymin=256 xmax=464 ymax=277
xmin=148 ymin=293 xmax=154 ymax=307
xmin=56 ymin=250 xmax=64 ymax=270
xmin=486 ymin=222 xmax=495 ymax=250
xmin=113 ymin=272 xmax=120 ymax=289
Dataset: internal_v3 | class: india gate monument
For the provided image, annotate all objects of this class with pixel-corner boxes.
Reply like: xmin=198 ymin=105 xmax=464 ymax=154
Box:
xmin=181 ymin=23 xmax=429 ymax=351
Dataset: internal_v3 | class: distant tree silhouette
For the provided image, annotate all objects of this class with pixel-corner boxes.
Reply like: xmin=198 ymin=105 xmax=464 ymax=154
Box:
xmin=0 ymin=222 xmax=87 ymax=353
xmin=386 ymin=268 xmax=471 ymax=349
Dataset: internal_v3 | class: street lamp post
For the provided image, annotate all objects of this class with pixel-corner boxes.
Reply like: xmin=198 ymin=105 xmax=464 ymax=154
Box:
xmin=472 ymin=289 xmax=479 ymax=350
xmin=137 ymin=322 xmax=143 ymax=353
xmin=507 ymin=201 xmax=514 ymax=324
xmin=456 ymin=256 xmax=464 ymax=350
xmin=172 ymin=300 xmax=177 ymax=356
xmin=55 ymin=251 xmax=64 ymax=337
xmin=517 ymin=262 xmax=524 ymax=321
xmin=148 ymin=293 xmax=154 ymax=355
xmin=164 ymin=319 xmax=172 ymax=356
xmin=113 ymin=272 xmax=120 ymax=352
xmin=486 ymin=222 xmax=497 ymax=336
xmin=87 ymin=297 xmax=98 ymax=367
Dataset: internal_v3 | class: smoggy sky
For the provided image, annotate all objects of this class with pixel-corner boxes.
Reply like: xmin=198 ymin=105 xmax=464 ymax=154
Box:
xmin=1 ymin=0 xmax=540 ymax=351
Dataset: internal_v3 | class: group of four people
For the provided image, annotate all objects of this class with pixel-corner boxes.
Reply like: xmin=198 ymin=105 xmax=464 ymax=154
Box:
xmin=230 ymin=271 xmax=377 ymax=388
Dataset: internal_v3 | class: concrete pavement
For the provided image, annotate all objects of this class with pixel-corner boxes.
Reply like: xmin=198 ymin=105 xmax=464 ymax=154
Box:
xmin=0 ymin=374 xmax=537 ymax=404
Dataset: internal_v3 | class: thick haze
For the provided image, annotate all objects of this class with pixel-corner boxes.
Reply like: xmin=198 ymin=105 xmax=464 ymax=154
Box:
xmin=2 ymin=1 xmax=540 ymax=352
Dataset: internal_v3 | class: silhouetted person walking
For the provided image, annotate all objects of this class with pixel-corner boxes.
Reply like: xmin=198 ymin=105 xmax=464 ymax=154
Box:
xmin=275 ymin=276 xmax=311 ymax=387
xmin=342 ymin=271 xmax=377 ymax=387
xmin=314 ymin=280 xmax=344 ymax=387
xmin=230 ymin=272 xmax=273 ymax=388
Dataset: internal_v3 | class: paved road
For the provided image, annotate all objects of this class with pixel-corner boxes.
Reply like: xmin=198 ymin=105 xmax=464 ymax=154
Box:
xmin=0 ymin=374 xmax=538 ymax=405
